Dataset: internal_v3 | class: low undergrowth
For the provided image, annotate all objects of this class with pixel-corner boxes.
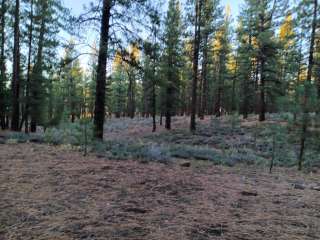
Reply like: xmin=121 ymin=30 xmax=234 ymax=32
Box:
xmin=2 ymin=116 xmax=320 ymax=170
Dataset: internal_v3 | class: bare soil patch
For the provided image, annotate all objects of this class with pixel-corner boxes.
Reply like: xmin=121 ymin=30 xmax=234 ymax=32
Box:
xmin=1 ymin=143 xmax=320 ymax=240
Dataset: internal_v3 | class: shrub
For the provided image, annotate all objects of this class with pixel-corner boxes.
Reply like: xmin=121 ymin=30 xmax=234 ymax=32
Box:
xmin=227 ymin=113 xmax=241 ymax=130
xmin=44 ymin=121 xmax=93 ymax=146
xmin=103 ymin=140 xmax=171 ymax=163
xmin=170 ymin=145 xmax=224 ymax=164
xmin=6 ymin=132 xmax=30 ymax=143
xmin=226 ymin=147 xmax=265 ymax=166
xmin=141 ymin=144 xmax=170 ymax=163
xmin=44 ymin=128 xmax=64 ymax=145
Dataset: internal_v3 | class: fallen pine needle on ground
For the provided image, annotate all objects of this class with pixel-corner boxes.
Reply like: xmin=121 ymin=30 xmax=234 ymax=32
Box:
xmin=0 ymin=143 xmax=319 ymax=240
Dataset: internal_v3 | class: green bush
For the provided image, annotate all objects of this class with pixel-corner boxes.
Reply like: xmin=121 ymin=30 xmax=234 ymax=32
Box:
xmin=44 ymin=128 xmax=64 ymax=145
xmin=170 ymin=145 xmax=224 ymax=164
xmin=104 ymin=140 xmax=171 ymax=163
xmin=44 ymin=121 xmax=93 ymax=146
xmin=227 ymin=113 xmax=241 ymax=130
xmin=6 ymin=132 xmax=30 ymax=143
xmin=226 ymin=147 xmax=266 ymax=166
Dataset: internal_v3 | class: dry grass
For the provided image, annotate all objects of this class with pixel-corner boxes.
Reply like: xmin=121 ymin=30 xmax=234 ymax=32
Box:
xmin=1 ymin=143 xmax=320 ymax=240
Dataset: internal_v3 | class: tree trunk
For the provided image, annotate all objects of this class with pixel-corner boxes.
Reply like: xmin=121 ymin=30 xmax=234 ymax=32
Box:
xmin=152 ymin=30 xmax=157 ymax=132
xmin=259 ymin=57 xmax=266 ymax=121
xmin=242 ymin=67 xmax=249 ymax=119
xmin=24 ymin=0 xmax=34 ymax=133
xmin=0 ymin=0 xmax=6 ymax=130
xmin=231 ymin=57 xmax=238 ymax=112
xmin=48 ymin=78 xmax=53 ymax=121
xmin=165 ymin=50 xmax=173 ymax=130
xmin=198 ymin=71 xmax=203 ymax=117
xmin=241 ymin=19 xmax=253 ymax=119
xmin=70 ymin=75 xmax=76 ymax=123
xmin=316 ymin=39 xmax=320 ymax=99
xmin=298 ymin=0 xmax=317 ymax=171
xmin=142 ymin=78 xmax=148 ymax=118
xmin=11 ymin=0 xmax=20 ymax=131
xmin=294 ymin=34 xmax=303 ymax=123
xmin=160 ymin=111 xmax=163 ymax=126
xmin=31 ymin=2 xmax=46 ymax=133
xmin=190 ymin=0 xmax=202 ymax=131
xmin=127 ymin=72 xmax=135 ymax=119
xmin=258 ymin=11 xmax=266 ymax=122
xmin=199 ymin=34 xmax=208 ymax=120
xmin=94 ymin=0 xmax=112 ymax=139
xmin=215 ymin=61 xmax=222 ymax=117
xmin=165 ymin=83 xmax=172 ymax=130
xmin=152 ymin=84 xmax=156 ymax=132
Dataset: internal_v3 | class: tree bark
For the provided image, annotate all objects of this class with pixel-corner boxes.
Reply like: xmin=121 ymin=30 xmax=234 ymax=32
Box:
xmin=165 ymin=82 xmax=173 ymax=130
xmin=259 ymin=57 xmax=266 ymax=121
xmin=127 ymin=71 xmax=135 ymax=119
xmin=152 ymin=29 xmax=157 ymax=132
xmin=31 ymin=2 xmax=46 ymax=132
xmin=298 ymin=0 xmax=317 ymax=171
xmin=231 ymin=57 xmax=238 ymax=112
xmin=258 ymin=11 xmax=266 ymax=122
xmin=24 ymin=0 xmax=34 ymax=133
xmin=11 ymin=0 xmax=21 ymax=131
xmin=214 ymin=61 xmax=223 ymax=117
xmin=94 ymin=0 xmax=112 ymax=139
xmin=152 ymin=83 xmax=156 ymax=132
xmin=165 ymin=50 xmax=173 ymax=130
xmin=0 ymin=0 xmax=6 ymax=130
xmin=70 ymin=74 xmax=76 ymax=123
xmin=199 ymin=34 xmax=208 ymax=120
xmin=160 ymin=111 xmax=163 ymax=126
xmin=190 ymin=0 xmax=202 ymax=131
xmin=241 ymin=16 xmax=253 ymax=119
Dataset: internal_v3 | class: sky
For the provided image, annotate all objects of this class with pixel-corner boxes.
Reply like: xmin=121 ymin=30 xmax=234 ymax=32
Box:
xmin=64 ymin=0 xmax=243 ymax=22
xmin=222 ymin=0 xmax=242 ymax=17
xmin=62 ymin=0 xmax=243 ymax=68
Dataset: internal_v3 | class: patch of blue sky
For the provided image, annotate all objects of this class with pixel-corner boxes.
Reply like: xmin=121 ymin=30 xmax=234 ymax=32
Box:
xmin=61 ymin=0 xmax=244 ymax=69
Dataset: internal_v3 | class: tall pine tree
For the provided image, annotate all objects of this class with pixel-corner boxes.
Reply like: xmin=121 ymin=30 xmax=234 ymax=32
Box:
xmin=163 ymin=0 xmax=182 ymax=130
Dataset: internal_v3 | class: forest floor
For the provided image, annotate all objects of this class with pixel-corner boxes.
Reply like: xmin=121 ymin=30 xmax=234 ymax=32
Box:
xmin=1 ymin=116 xmax=320 ymax=240
xmin=100 ymin=115 xmax=319 ymax=169
xmin=1 ymin=145 xmax=320 ymax=239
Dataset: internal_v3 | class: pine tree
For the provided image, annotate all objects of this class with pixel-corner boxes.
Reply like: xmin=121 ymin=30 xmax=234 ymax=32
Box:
xmin=255 ymin=0 xmax=286 ymax=121
xmin=199 ymin=0 xmax=222 ymax=119
xmin=145 ymin=7 xmax=161 ymax=132
xmin=11 ymin=0 xmax=21 ymax=131
xmin=190 ymin=0 xmax=203 ymax=131
xmin=24 ymin=0 xmax=35 ymax=133
xmin=85 ymin=0 xmax=149 ymax=139
xmin=278 ymin=14 xmax=294 ymax=91
xmin=30 ymin=1 xmax=45 ymax=132
xmin=237 ymin=2 xmax=256 ymax=119
xmin=236 ymin=0 xmax=286 ymax=121
xmin=315 ymin=32 xmax=320 ymax=99
xmin=125 ymin=44 xmax=140 ymax=119
xmin=0 ymin=0 xmax=6 ymax=130
xmin=163 ymin=0 xmax=182 ymax=130
xmin=298 ymin=0 xmax=318 ymax=170
xmin=213 ymin=6 xmax=232 ymax=117
xmin=61 ymin=42 xmax=84 ymax=122
xmin=141 ymin=45 xmax=152 ymax=118
xmin=93 ymin=0 xmax=111 ymax=139
xmin=28 ymin=0 xmax=69 ymax=132
xmin=111 ymin=53 xmax=127 ymax=118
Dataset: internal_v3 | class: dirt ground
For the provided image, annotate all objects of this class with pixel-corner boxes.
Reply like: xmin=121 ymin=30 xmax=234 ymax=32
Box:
xmin=1 ymin=143 xmax=320 ymax=240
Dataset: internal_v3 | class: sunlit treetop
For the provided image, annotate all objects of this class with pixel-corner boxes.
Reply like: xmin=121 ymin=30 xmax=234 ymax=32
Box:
xmin=112 ymin=44 xmax=140 ymax=72
xmin=279 ymin=14 xmax=295 ymax=48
